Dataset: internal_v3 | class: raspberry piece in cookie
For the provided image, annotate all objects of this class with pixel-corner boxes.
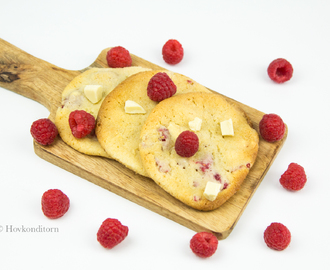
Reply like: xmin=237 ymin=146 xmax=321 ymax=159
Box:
xmin=190 ymin=232 xmax=218 ymax=258
xmin=280 ymin=163 xmax=307 ymax=191
xmin=147 ymin=72 xmax=177 ymax=102
xmin=106 ymin=46 xmax=132 ymax=68
xmin=267 ymin=58 xmax=293 ymax=83
xmin=264 ymin=222 xmax=291 ymax=251
xmin=97 ymin=218 xmax=129 ymax=249
xmin=162 ymin=39 xmax=184 ymax=65
xmin=41 ymin=189 xmax=70 ymax=219
xmin=69 ymin=110 xmax=95 ymax=138
xmin=30 ymin=118 xmax=58 ymax=146
xmin=175 ymin=130 xmax=199 ymax=157
xmin=259 ymin=113 xmax=286 ymax=142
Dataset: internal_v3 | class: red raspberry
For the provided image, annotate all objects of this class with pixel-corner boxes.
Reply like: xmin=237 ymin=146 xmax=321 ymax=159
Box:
xmin=106 ymin=46 xmax=132 ymax=68
xmin=97 ymin=218 xmax=129 ymax=249
xmin=147 ymin=72 xmax=177 ymax=102
xmin=41 ymin=189 xmax=70 ymax=219
xmin=280 ymin=163 xmax=307 ymax=191
xmin=30 ymin=118 xmax=58 ymax=146
xmin=162 ymin=39 xmax=184 ymax=65
xmin=264 ymin=222 xmax=291 ymax=251
xmin=190 ymin=232 xmax=218 ymax=258
xmin=259 ymin=113 xmax=286 ymax=142
xmin=69 ymin=110 xmax=95 ymax=138
xmin=175 ymin=131 xmax=199 ymax=157
xmin=267 ymin=58 xmax=293 ymax=83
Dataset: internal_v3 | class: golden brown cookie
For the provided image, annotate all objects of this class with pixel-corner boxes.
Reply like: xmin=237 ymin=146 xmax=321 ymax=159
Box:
xmin=96 ymin=70 xmax=211 ymax=175
xmin=139 ymin=92 xmax=259 ymax=211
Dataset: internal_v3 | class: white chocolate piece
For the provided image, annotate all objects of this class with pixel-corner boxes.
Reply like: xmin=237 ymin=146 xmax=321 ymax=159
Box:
xmin=84 ymin=85 xmax=104 ymax=104
xmin=203 ymin=181 xmax=221 ymax=201
xmin=189 ymin=117 xmax=202 ymax=131
xmin=124 ymin=100 xmax=146 ymax=114
xmin=168 ymin=122 xmax=185 ymax=141
xmin=220 ymin=118 xmax=234 ymax=136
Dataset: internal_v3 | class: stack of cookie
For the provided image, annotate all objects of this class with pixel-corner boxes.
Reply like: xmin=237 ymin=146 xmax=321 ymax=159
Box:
xmin=55 ymin=68 xmax=259 ymax=211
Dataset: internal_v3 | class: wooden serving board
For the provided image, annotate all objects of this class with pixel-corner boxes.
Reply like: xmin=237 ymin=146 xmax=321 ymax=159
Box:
xmin=0 ymin=38 xmax=287 ymax=239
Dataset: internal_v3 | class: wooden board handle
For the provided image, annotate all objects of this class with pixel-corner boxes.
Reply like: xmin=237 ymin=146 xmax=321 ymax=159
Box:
xmin=0 ymin=38 xmax=80 ymax=116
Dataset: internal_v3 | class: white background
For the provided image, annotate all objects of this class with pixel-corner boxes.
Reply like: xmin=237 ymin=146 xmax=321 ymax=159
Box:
xmin=1 ymin=0 xmax=329 ymax=269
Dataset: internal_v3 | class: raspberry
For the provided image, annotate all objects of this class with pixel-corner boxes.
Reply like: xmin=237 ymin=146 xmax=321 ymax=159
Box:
xmin=162 ymin=39 xmax=184 ymax=65
xmin=190 ymin=232 xmax=218 ymax=258
xmin=97 ymin=218 xmax=129 ymax=249
xmin=175 ymin=131 xmax=199 ymax=157
xmin=41 ymin=189 xmax=70 ymax=219
xmin=280 ymin=163 xmax=307 ymax=191
xmin=106 ymin=46 xmax=132 ymax=68
xmin=267 ymin=58 xmax=293 ymax=83
xmin=259 ymin=113 xmax=286 ymax=142
xmin=147 ymin=72 xmax=177 ymax=102
xmin=30 ymin=118 xmax=58 ymax=146
xmin=69 ymin=110 xmax=95 ymax=138
xmin=264 ymin=222 xmax=291 ymax=251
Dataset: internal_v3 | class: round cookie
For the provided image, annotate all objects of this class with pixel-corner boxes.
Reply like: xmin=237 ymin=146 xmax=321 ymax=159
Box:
xmin=96 ymin=70 xmax=211 ymax=175
xmin=55 ymin=67 xmax=150 ymax=157
xmin=139 ymin=92 xmax=259 ymax=211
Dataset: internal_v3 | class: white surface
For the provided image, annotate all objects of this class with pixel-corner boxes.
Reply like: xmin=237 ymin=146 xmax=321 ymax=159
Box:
xmin=1 ymin=0 xmax=329 ymax=269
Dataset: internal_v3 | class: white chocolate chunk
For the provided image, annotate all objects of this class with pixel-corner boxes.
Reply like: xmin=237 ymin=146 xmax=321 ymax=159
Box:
xmin=168 ymin=122 xmax=184 ymax=141
xmin=84 ymin=85 xmax=103 ymax=104
xmin=124 ymin=100 xmax=146 ymax=114
xmin=220 ymin=118 xmax=234 ymax=136
xmin=189 ymin=117 xmax=202 ymax=131
xmin=203 ymin=181 xmax=221 ymax=201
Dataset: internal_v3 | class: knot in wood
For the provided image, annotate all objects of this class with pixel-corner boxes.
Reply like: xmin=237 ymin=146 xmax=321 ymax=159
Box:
xmin=0 ymin=72 xmax=19 ymax=83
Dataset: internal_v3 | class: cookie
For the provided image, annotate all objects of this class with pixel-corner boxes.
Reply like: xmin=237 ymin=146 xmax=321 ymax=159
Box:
xmin=139 ymin=92 xmax=259 ymax=211
xmin=96 ymin=70 xmax=211 ymax=175
xmin=55 ymin=67 xmax=150 ymax=157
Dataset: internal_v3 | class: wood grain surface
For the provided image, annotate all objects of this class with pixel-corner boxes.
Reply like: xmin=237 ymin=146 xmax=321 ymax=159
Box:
xmin=0 ymin=38 xmax=287 ymax=239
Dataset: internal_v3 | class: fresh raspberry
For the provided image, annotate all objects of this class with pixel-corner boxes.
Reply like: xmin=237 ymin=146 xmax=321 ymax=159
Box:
xmin=280 ymin=163 xmax=307 ymax=191
xmin=30 ymin=118 xmax=58 ymax=146
xmin=264 ymin=222 xmax=291 ymax=251
xmin=267 ymin=58 xmax=293 ymax=83
xmin=69 ymin=110 xmax=95 ymax=138
xmin=175 ymin=131 xmax=199 ymax=157
xmin=106 ymin=46 xmax=132 ymax=68
xmin=147 ymin=72 xmax=177 ymax=102
xmin=190 ymin=232 xmax=218 ymax=258
xmin=259 ymin=113 xmax=286 ymax=142
xmin=41 ymin=189 xmax=70 ymax=219
xmin=162 ymin=39 xmax=184 ymax=65
xmin=97 ymin=218 xmax=129 ymax=249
